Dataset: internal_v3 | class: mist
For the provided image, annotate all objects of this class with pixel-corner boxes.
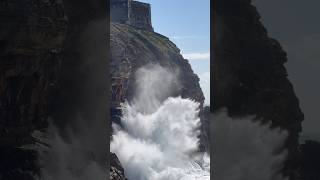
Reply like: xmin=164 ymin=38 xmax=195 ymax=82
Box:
xmin=111 ymin=65 xmax=210 ymax=180
xmin=34 ymin=20 xmax=108 ymax=180
xmin=132 ymin=64 xmax=181 ymax=114
xmin=211 ymin=111 xmax=289 ymax=180
xmin=36 ymin=122 xmax=106 ymax=180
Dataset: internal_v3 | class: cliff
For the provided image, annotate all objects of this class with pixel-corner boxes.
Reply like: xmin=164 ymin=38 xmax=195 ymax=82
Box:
xmin=110 ymin=153 xmax=127 ymax=180
xmin=0 ymin=2 xmax=206 ymax=179
xmin=0 ymin=1 xmax=67 ymax=178
xmin=213 ymin=0 xmax=304 ymax=179
xmin=0 ymin=0 xmax=108 ymax=179
xmin=110 ymin=23 xmax=204 ymax=105
xmin=110 ymin=22 xmax=207 ymax=178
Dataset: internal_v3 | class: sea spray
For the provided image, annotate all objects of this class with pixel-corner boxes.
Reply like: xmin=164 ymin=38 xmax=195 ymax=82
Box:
xmin=111 ymin=97 xmax=210 ymax=180
xmin=131 ymin=64 xmax=181 ymax=114
xmin=111 ymin=65 xmax=210 ymax=180
xmin=211 ymin=111 xmax=289 ymax=180
xmin=33 ymin=20 xmax=108 ymax=180
xmin=36 ymin=121 xmax=107 ymax=180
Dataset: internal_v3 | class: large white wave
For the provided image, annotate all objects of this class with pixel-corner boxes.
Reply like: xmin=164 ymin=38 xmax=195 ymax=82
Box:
xmin=110 ymin=65 xmax=210 ymax=180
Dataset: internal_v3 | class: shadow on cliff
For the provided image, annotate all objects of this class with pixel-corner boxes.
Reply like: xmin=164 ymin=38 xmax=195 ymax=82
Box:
xmin=37 ymin=0 xmax=109 ymax=177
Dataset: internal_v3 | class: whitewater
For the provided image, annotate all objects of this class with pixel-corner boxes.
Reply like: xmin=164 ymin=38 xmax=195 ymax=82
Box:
xmin=110 ymin=65 xmax=210 ymax=180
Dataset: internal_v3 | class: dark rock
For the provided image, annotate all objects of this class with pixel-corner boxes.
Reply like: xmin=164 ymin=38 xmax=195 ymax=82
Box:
xmin=0 ymin=0 xmax=67 ymax=179
xmin=201 ymin=106 xmax=210 ymax=152
xmin=110 ymin=153 xmax=127 ymax=180
xmin=213 ymin=0 xmax=304 ymax=179
xmin=1 ymin=1 xmax=206 ymax=179
xmin=1 ymin=0 xmax=109 ymax=179
xmin=301 ymin=140 xmax=320 ymax=180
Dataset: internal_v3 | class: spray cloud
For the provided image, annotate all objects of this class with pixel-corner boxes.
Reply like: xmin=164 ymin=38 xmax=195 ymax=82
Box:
xmin=36 ymin=122 xmax=106 ymax=180
xmin=111 ymin=64 xmax=210 ymax=180
xmin=211 ymin=111 xmax=289 ymax=180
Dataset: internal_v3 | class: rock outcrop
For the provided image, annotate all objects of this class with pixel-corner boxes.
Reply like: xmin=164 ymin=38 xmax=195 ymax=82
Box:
xmin=1 ymin=0 xmax=108 ymax=179
xmin=110 ymin=153 xmax=127 ymax=180
xmin=213 ymin=0 xmax=304 ymax=179
xmin=0 ymin=0 xmax=67 ymax=179
xmin=110 ymin=23 xmax=204 ymax=105
xmin=110 ymin=22 xmax=207 ymax=178
xmin=110 ymin=22 xmax=206 ymax=144
xmin=1 ymin=1 xmax=206 ymax=179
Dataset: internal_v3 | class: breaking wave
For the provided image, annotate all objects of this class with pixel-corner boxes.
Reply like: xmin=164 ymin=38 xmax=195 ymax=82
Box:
xmin=110 ymin=65 xmax=210 ymax=180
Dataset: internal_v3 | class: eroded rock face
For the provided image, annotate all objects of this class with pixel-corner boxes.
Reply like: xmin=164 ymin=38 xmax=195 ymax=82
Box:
xmin=110 ymin=22 xmax=207 ymax=148
xmin=1 ymin=1 xmax=205 ymax=179
xmin=213 ymin=0 xmax=304 ymax=179
xmin=110 ymin=153 xmax=127 ymax=180
xmin=110 ymin=22 xmax=208 ymax=177
xmin=110 ymin=23 xmax=204 ymax=106
xmin=0 ymin=0 xmax=67 ymax=179
xmin=1 ymin=0 xmax=109 ymax=179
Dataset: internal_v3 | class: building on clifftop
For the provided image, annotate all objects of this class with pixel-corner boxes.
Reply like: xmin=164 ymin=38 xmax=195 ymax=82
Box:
xmin=110 ymin=0 xmax=153 ymax=31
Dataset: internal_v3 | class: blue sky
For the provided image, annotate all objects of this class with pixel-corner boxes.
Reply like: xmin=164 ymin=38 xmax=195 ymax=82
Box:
xmin=138 ymin=0 xmax=211 ymax=105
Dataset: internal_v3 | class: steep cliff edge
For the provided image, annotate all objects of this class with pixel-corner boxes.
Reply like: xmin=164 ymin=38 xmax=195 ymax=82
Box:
xmin=110 ymin=22 xmax=206 ymax=145
xmin=110 ymin=22 xmax=208 ymax=178
xmin=213 ymin=0 xmax=304 ymax=179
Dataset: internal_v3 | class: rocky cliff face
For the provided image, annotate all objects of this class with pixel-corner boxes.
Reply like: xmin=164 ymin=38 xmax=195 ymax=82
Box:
xmin=110 ymin=23 xmax=204 ymax=106
xmin=213 ymin=0 xmax=304 ymax=179
xmin=0 ymin=0 xmax=108 ymax=179
xmin=0 ymin=1 xmax=204 ymax=179
xmin=110 ymin=22 xmax=207 ymax=178
xmin=110 ymin=153 xmax=127 ymax=180
xmin=0 ymin=1 xmax=67 ymax=179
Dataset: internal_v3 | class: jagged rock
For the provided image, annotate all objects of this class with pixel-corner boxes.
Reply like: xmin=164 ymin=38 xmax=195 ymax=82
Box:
xmin=213 ymin=0 xmax=304 ymax=179
xmin=110 ymin=153 xmax=127 ymax=180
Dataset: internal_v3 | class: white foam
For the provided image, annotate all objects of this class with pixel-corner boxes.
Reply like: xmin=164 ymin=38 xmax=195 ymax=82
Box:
xmin=111 ymin=65 xmax=210 ymax=180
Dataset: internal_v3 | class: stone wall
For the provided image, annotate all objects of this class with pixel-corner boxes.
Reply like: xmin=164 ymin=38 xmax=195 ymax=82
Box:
xmin=130 ymin=1 xmax=153 ymax=31
xmin=110 ymin=0 xmax=130 ymax=24
xmin=110 ymin=0 xmax=153 ymax=31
